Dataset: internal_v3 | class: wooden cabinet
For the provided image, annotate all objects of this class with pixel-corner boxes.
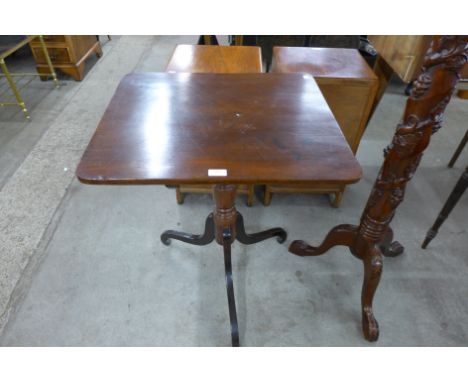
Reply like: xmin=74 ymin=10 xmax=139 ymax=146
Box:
xmin=268 ymin=47 xmax=378 ymax=206
xmin=369 ymin=35 xmax=468 ymax=82
xmin=272 ymin=47 xmax=377 ymax=154
xmin=369 ymin=35 xmax=432 ymax=82
xmin=368 ymin=35 xmax=468 ymax=110
xmin=30 ymin=35 xmax=102 ymax=81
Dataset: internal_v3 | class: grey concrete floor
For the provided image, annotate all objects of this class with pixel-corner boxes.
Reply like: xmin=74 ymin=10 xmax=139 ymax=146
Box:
xmin=0 ymin=36 xmax=467 ymax=346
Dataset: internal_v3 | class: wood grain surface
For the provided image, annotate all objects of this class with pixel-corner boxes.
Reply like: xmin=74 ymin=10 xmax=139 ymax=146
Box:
xmin=77 ymin=73 xmax=362 ymax=186
xmin=166 ymin=45 xmax=262 ymax=73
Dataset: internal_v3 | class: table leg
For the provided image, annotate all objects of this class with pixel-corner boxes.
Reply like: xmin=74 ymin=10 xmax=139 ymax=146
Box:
xmin=222 ymin=227 xmax=239 ymax=346
xmin=161 ymin=213 xmax=215 ymax=245
xmin=37 ymin=35 xmax=59 ymax=88
xmin=234 ymin=36 xmax=244 ymax=46
xmin=0 ymin=58 xmax=30 ymax=120
xmin=422 ymin=166 xmax=468 ymax=249
xmin=448 ymin=130 xmax=468 ymax=168
xmin=330 ymin=188 xmax=344 ymax=208
xmin=160 ymin=184 xmax=287 ymax=346
xmin=235 ymin=212 xmax=286 ymax=244
xmin=175 ymin=186 xmax=185 ymax=204
xmin=289 ymin=223 xmax=394 ymax=342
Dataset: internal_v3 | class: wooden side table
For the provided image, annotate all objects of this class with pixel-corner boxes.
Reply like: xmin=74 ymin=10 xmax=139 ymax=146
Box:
xmin=268 ymin=47 xmax=378 ymax=207
xmin=166 ymin=44 xmax=263 ymax=206
xmin=77 ymin=72 xmax=362 ymax=346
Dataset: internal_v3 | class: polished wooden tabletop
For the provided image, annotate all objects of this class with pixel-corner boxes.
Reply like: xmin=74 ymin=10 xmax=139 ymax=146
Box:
xmin=166 ymin=44 xmax=263 ymax=73
xmin=272 ymin=47 xmax=376 ymax=80
xmin=76 ymin=73 xmax=362 ymax=185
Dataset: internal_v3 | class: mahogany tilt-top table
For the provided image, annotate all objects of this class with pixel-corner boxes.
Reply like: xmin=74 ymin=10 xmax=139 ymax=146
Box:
xmin=76 ymin=72 xmax=362 ymax=346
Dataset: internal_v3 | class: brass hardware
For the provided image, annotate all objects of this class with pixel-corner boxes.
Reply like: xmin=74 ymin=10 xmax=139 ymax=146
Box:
xmin=0 ymin=58 xmax=30 ymax=119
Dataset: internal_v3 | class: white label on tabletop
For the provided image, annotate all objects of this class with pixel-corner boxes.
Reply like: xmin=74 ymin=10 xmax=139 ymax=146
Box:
xmin=208 ymin=169 xmax=228 ymax=177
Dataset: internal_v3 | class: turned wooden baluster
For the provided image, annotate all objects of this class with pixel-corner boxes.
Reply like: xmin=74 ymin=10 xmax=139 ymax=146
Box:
xmin=290 ymin=36 xmax=468 ymax=342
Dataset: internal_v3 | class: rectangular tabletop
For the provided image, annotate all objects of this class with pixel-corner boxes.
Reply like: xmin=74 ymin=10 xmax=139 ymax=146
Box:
xmin=272 ymin=47 xmax=377 ymax=81
xmin=166 ymin=45 xmax=263 ymax=73
xmin=76 ymin=73 xmax=362 ymax=185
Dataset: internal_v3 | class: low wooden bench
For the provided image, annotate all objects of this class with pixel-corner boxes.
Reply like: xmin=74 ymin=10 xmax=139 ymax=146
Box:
xmin=268 ymin=47 xmax=377 ymax=207
xmin=166 ymin=44 xmax=263 ymax=206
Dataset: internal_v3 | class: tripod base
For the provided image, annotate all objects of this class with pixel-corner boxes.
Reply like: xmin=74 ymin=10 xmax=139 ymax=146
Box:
xmin=161 ymin=184 xmax=286 ymax=346
xmin=289 ymin=225 xmax=403 ymax=342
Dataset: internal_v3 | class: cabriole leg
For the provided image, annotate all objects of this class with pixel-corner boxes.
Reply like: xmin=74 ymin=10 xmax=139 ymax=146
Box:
xmin=361 ymin=244 xmax=383 ymax=342
xmin=161 ymin=213 xmax=215 ymax=246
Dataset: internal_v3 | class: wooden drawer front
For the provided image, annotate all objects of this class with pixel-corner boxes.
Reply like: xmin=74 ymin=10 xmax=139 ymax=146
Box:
xmin=33 ymin=47 xmax=71 ymax=64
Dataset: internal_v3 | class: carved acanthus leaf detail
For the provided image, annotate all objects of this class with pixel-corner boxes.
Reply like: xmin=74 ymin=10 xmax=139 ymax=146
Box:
xmin=410 ymin=73 xmax=432 ymax=100
xmin=360 ymin=36 xmax=468 ymax=244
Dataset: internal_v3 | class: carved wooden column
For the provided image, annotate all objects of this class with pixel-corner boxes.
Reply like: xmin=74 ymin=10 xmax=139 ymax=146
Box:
xmin=289 ymin=36 xmax=468 ymax=341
